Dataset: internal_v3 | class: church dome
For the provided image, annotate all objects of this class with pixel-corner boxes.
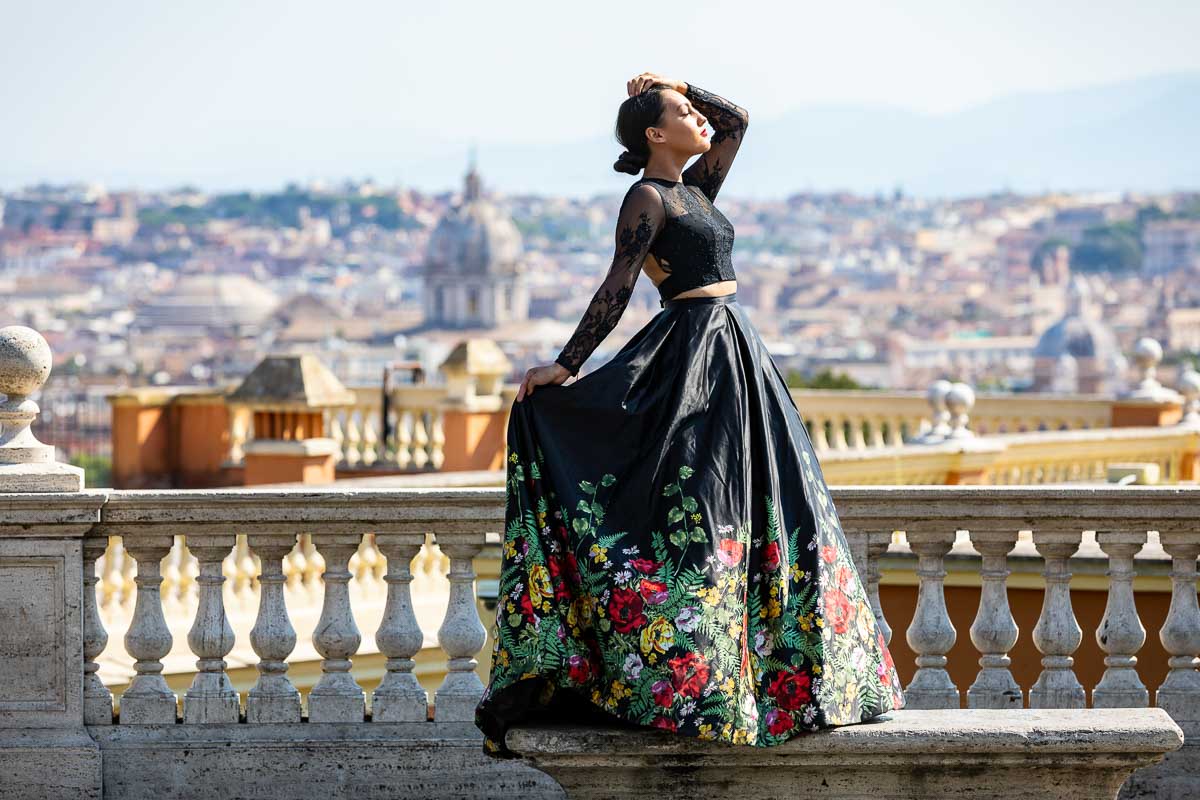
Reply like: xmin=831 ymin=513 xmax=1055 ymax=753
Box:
xmin=425 ymin=163 xmax=522 ymax=277
xmin=1033 ymin=276 xmax=1117 ymax=360
xmin=137 ymin=273 xmax=281 ymax=331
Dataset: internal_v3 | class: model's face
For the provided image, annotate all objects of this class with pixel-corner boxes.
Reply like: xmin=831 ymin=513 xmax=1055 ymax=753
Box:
xmin=647 ymin=90 xmax=710 ymax=155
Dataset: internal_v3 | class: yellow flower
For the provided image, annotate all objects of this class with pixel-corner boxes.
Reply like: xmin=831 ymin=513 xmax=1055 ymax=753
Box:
xmin=509 ymin=451 xmax=518 ymax=463
xmin=766 ymin=598 xmax=781 ymax=619
xmin=727 ymin=620 xmax=742 ymax=640
xmin=815 ymin=617 xmax=825 ymax=629
xmin=639 ymin=617 xmax=675 ymax=655
xmin=589 ymin=544 xmax=608 ymax=563
xmin=495 ymin=649 xmax=510 ymax=667
xmin=696 ymin=586 xmax=720 ymax=607
xmin=691 ymin=512 xmax=702 ymax=523
xmin=528 ymin=565 xmax=552 ymax=602
xmin=504 ymin=541 xmax=518 ymax=558
xmin=732 ymin=729 xmax=749 ymax=745
xmin=813 ymin=665 xmax=822 ymax=675
xmin=698 ymin=723 xmax=716 ymax=741
xmin=720 ymin=677 xmax=735 ymax=695
xmin=790 ymin=564 xmax=805 ymax=581
xmin=721 ymin=723 xmax=732 ymax=738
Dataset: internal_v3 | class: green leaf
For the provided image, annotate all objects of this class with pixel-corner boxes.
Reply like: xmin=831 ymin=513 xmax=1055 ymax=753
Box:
xmin=662 ymin=484 xmax=680 ymax=496
xmin=591 ymin=501 xmax=604 ymax=518
xmin=601 ymin=473 xmax=616 ymax=486
xmin=669 ymin=530 xmax=688 ymax=548
xmin=678 ymin=465 xmax=694 ymax=479
xmin=689 ymin=528 xmax=707 ymax=542
xmin=507 ymin=613 xmax=524 ymax=627
xmin=572 ymin=518 xmax=590 ymax=535
xmin=681 ymin=495 xmax=698 ymax=513
xmin=667 ymin=506 xmax=684 ymax=524
xmin=598 ymin=618 xmax=611 ymax=632
xmin=513 ymin=466 xmax=525 ymax=481
xmin=579 ymin=480 xmax=596 ymax=494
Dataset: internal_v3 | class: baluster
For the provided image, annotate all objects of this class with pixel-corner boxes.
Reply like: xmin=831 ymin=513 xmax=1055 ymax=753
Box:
xmin=183 ymin=533 xmax=239 ymax=723
xmin=1029 ymin=530 xmax=1086 ymax=708
xmin=848 ymin=417 xmax=867 ymax=450
xmin=121 ymin=535 xmax=177 ymax=723
xmin=885 ymin=416 xmax=904 ymax=447
xmin=866 ymin=531 xmax=893 ymax=644
xmin=903 ymin=530 xmax=959 ymax=708
xmin=413 ymin=410 xmax=431 ymax=469
xmin=247 ymin=533 xmax=301 ymax=723
xmin=330 ymin=414 xmax=346 ymax=463
xmin=372 ymin=532 xmax=429 ymax=721
xmin=83 ymin=537 xmax=113 ymax=724
xmin=361 ymin=413 xmax=379 ymax=466
xmin=868 ymin=417 xmax=886 ymax=448
xmin=1155 ymin=534 xmax=1200 ymax=729
xmin=308 ymin=533 xmax=365 ymax=721
xmin=395 ymin=410 xmax=413 ymax=468
xmin=1093 ymin=530 xmax=1148 ymax=707
xmin=433 ymin=532 xmax=487 ymax=721
xmin=830 ymin=415 xmax=849 ymax=450
xmin=430 ymin=410 xmax=446 ymax=470
xmin=343 ymin=414 xmax=362 ymax=466
xmin=810 ymin=415 xmax=830 ymax=452
xmin=966 ymin=530 xmax=1022 ymax=709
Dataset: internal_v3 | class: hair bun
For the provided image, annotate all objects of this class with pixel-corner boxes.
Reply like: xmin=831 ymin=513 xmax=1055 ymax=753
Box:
xmin=613 ymin=149 xmax=649 ymax=175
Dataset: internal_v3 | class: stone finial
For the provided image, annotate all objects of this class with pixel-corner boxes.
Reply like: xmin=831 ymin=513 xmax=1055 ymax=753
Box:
xmin=916 ymin=379 xmax=953 ymax=443
xmin=945 ymin=382 xmax=976 ymax=440
xmin=0 ymin=325 xmax=55 ymax=464
xmin=1125 ymin=337 xmax=1182 ymax=402
xmin=0 ymin=325 xmax=84 ymax=490
xmin=1179 ymin=365 xmax=1200 ymax=425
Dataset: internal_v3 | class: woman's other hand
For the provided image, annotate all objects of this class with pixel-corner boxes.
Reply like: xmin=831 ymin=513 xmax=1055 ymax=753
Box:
xmin=628 ymin=72 xmax=686 ymax=97
xmin=517 ymin=362 xmax=572 ymax=402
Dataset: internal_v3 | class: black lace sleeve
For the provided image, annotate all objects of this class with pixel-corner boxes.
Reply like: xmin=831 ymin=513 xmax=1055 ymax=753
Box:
xmin=681 ymin=83 xmax=750 ymax=203
xmin=554 ymin=183 xmax=665 ymax=377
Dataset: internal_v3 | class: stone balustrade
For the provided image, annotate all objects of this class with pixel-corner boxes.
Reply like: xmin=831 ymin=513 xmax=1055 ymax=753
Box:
xmin=1 ymin=485 xmax=1198 ymax=797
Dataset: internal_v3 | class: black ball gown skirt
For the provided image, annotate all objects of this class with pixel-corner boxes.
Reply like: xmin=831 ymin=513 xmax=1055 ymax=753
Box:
xmin=475 ymin=292 xmax=904 ymax=756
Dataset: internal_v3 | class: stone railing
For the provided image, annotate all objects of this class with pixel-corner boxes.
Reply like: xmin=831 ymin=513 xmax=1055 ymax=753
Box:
xmin=792 ymin=387 xmax=1116 ymax=452
xmin=1 ymin=485 xmax=1197 ymax=797
xmin=819 ymin=424 xmax=1200 ymax=485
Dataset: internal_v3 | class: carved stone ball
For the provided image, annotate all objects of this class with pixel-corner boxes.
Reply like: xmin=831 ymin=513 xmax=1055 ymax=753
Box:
xmin=945 ymin=381 xmax=975 ymax=415
xmin=927 ymin=379 xmax=952 ymax=407
xmin=1132 ymin=337 xmax=1162 ymax=369
xmin=1180 ymin=368 xmax=1200 ymax=400
xmin=0 ymin=326 xmax=53 ymax=398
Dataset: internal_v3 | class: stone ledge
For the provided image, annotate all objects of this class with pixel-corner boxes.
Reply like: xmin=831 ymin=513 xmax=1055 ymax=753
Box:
xmin=88 ymin=722 xmax=564 ymax=799
xmin=505 ymin=709 xmax=1184 ymax=800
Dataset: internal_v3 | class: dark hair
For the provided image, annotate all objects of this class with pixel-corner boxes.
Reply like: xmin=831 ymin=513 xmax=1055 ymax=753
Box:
xmin=612 ymin=83 xmax=673 ymax=175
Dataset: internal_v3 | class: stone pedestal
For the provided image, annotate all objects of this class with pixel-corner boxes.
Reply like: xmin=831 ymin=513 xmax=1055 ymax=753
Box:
xmin=243 ymin=438 xmax=338 ymax=486
xmin=0 ymin=325 xmax=103 ymax=797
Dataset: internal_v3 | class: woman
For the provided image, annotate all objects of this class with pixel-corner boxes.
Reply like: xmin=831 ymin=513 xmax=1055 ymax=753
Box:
xmin=474 ymin=72 xmax=904 ymax=757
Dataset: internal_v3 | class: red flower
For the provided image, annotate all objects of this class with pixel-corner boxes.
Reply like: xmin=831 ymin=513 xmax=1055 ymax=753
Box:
xmin=824 ymin=588 xmax=854 ymax=634
xmin=766 ymin=709 xmax=794 ymax=735
xmin=547 ymin=556 xmax=572 ymax=600
xmin=518 ymin=593 xmax=536 ymax=622
xmin=564 ymin=552 xmax=581 ymax=585
xmin=716 ymin=538 xmax=744 ymax=567
xmin=767 ymin=668 xmax=813 ymax=710
xmin=820 ymin=544 xmax=838 ymax=563
xmin=629 ymin=558 xmax=660 ymax=574
xmin=835 ymin=564 xmax=853 ymax=589
xmin=667 ymin=652 xmax=711 ymax=698
xmin=762 ymin=542 xmax=781 ymax=572
xmin=638 ymin=578 xmax=669 ymax=605
xmin=652 ymin=716 xmax=677 ymax=732
xmin=567 ymin=655 xmax=591 ymax=684
xmin=651 ymin=679 xmax=674 ymax=708
xmin=608 ymin=587 xmax=647 ymax=634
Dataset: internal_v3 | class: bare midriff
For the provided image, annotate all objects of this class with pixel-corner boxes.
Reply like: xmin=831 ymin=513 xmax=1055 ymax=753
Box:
xmin=666 ymin=279 xmax=738 ymax=300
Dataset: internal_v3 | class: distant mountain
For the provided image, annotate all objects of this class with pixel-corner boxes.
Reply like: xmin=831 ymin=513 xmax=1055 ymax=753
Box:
xmin=418 ymin=71 xmax=1200 ymax=201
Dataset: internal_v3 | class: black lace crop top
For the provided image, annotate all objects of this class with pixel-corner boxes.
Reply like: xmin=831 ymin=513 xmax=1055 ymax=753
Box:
xmin=554 ymin=83 xmax=749 ymax=377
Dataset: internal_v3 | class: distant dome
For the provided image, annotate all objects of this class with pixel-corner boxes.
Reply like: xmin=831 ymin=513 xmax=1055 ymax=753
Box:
xmin=1033 ymin=276 xmax=1117 ymax=360
xmin=425 ymin=165 xmax=522 ymax=277
xmin=137 ymin=274 xmax=281 ymax=330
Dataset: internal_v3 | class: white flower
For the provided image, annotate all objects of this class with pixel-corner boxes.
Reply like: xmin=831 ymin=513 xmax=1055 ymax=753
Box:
xmin=754 ymin=630 xmax=774 ymax=657
xmin=679 ymin=698 xmax=697 ymax=717
xmin=614 ymin=569 xmax=633 ymax=583
xmin=851 ymin=646 xmax=867 ymax=671
xmin=717 ymin=524 xmax=735 ymax=534
xmin=624 ymin=653 xmax=644 ymax=680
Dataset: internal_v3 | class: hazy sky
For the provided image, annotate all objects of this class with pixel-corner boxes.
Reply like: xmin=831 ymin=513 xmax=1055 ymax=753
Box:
xmin=3 ymin=0 xmax=1198 ymax=192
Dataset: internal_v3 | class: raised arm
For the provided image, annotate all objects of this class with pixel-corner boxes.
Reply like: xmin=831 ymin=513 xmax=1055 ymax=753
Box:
xmin=681 ymin=83 xmax=750 ymax=203
xmin=554 ymin=183 xmax=665 ymax=377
